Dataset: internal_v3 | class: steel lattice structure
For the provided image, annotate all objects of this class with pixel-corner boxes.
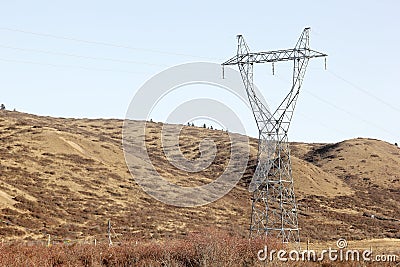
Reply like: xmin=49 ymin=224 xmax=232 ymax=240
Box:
xmin=222 ymin=28 xmax=327 ymax=244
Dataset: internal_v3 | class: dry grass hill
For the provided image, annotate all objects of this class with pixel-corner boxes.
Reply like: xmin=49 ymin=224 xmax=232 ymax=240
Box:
xmin=0 ymin=110 xmax=399 ymax=250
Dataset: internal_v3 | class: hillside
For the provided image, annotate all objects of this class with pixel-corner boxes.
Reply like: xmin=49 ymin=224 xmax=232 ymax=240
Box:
xmin=0 ymin=110 xmax=399 ymax=247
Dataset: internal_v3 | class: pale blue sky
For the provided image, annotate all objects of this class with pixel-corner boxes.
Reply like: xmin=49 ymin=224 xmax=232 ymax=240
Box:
xmin=0 ymin=0 xmax=399 ymax=143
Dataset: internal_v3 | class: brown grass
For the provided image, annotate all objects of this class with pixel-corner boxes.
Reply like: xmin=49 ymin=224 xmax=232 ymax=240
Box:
xmin=0 ymin=110 xmax=399 ymax=251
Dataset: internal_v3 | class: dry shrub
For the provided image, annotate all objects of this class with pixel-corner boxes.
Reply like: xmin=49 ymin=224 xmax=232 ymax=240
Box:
xmin=0 ymin=228 xmax=284 ymax=266
xmin=2 ymin=229 xmax=394 ymax=266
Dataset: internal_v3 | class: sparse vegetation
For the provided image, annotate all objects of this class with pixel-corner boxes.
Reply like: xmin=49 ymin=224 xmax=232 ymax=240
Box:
xmin=0 ymin=111 xmax=399 ymax=262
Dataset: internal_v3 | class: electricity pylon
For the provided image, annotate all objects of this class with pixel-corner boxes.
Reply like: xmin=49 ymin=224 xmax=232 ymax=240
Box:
xmin=222 ymin=27 xmax=327 ymax=244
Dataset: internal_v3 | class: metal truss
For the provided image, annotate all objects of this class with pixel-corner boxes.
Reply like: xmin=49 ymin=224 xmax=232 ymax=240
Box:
xmin=222 ymin=28 xmax=327 ymax=244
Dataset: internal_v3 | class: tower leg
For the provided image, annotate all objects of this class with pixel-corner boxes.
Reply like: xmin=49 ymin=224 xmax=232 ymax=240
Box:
xmin=250 ymin=133 xmax=299 ymax=245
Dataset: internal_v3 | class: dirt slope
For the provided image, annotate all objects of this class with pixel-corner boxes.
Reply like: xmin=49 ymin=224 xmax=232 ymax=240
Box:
xmin=0 ymin=110 xmax=399 ymax=246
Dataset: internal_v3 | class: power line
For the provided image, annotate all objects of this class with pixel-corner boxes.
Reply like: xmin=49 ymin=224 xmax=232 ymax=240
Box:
xmin=0 ymin=26 xmax=220 ymax=61
xmin=303 ymin=88 xmax=397 ymax=139
xmin=0 ymin=57 xmax=147 ymax=74
xmin=295 ymin=110 xmax=348 ymax=137
xmin=1 ymin=26 xmax=397 ymax=141
xmin=309 ymin=29 xmax=400 ymax=113
xmin=264 ymin=66 xmax=397 ymax=139
xmin=327 ymin=69 xmax=400 ymax=113
xmin=0 ymin=44 xmax=167 ymax=67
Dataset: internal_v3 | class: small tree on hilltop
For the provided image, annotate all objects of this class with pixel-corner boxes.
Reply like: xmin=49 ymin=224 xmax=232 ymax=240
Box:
xmin=0 ymin=104 xmax=5 ymax=110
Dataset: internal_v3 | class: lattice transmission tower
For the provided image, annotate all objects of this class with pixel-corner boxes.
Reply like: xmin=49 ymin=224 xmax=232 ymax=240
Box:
xmin=222 ymin=28 xmax=327 ymax=244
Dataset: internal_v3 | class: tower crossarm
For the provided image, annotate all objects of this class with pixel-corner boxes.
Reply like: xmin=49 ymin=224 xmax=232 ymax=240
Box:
xmin=222 ymin=48 xmax=326 ymax=66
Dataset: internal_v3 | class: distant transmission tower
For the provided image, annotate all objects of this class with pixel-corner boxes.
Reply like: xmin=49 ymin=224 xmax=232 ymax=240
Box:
xmin=222 ymin=28 xmax=327 ymax=244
